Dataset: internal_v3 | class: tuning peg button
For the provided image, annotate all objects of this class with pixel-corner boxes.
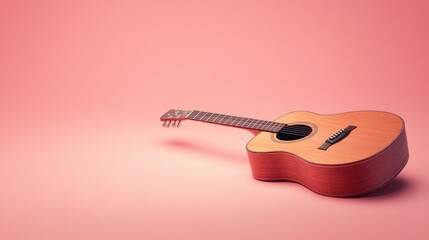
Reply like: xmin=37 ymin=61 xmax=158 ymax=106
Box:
xmin=177 ymin=121 xmax=181 ymax=128
xmin=166 ymin=121 xmax=172 ymax=128
xmin=172 ymin=121 xmax=176 ymax=127
xmin=162 ymin=121 xmax=167 ymax=127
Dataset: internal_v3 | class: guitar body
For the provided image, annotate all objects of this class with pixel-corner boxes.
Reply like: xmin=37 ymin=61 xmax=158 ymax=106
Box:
xmin=246 ymin=111 xmax=409 ymax=197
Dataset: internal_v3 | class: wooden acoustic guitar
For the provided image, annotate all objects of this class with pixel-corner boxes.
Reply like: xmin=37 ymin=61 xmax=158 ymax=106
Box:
xmin=160 ymin=110 xmax=409 ymax=197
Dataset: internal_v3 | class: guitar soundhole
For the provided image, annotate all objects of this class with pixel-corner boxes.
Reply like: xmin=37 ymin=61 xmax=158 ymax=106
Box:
xmin=276 ymin=124 xmax=312 ymax=141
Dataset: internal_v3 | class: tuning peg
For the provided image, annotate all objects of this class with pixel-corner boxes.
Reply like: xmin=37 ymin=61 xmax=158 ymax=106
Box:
xmin=172 ymin=121 xmax=176 ymax=128
xmin=166 ymin=121 xmax=172 ymax=128
xmin=162 ymin=121 xmax=167 ymax=127
xmin=177 ymin=121 xmax=181 ymax=128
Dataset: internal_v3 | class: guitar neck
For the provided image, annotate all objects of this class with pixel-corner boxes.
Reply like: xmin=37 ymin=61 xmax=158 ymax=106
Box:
xmin=187 ymin=110 xmax=286 ymax=133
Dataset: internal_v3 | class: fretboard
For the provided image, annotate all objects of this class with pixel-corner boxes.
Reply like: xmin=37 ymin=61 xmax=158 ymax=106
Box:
xmin=187 ymin=110 xmax=286 ymax=133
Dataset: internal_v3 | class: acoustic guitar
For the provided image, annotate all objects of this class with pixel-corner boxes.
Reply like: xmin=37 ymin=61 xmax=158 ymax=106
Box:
xmin=160 ymin=109 xmax=409 ymax=197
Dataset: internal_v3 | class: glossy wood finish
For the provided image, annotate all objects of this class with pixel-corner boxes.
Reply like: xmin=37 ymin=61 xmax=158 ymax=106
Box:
xmin=246 ymin=111 xmax=409 ymax=197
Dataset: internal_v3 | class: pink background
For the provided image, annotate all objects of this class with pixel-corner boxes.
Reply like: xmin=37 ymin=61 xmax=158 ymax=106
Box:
xmin=1 ymin=0 xmax=428 ymax=239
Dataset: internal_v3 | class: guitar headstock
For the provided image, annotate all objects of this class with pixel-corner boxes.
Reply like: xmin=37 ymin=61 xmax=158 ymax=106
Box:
xmin=160 ymin=109 xmax=192 ymax=128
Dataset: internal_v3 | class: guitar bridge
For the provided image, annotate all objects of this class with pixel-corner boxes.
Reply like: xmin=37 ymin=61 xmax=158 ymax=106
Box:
xmin=318 ymin=125 xmax=357 ymax=150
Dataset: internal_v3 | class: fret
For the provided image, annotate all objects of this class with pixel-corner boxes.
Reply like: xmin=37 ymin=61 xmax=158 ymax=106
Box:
xmin=223 ymin=116 xmax=231 ymax=124
xmin=246 ymin=118 xmax=256 ymax=128
xmin=249 ymin=119 xmax=259 ymax=129
xmin=254 ymin=120 xmax=264 ymax=129
xmin=239 ymin=117 xmax=248 ymax=126
xmin=251 ymin=119 xmax=259 ymax=129
xmin=229 ymin=116 xmax=239 ymax=125
xmin=203 ymin=113 xmax=210 ymax=121
xmin=226 ymin=116 xmax=235 ymax=125
xmin=201 ymin=112 xmax=211 ymax=121
xmin=199 ymin=111 xmax=208 ymax=120
xmin=235 ymin=117 xmax=245 ymax=127
xmin=257 ymin=121 xmax=266 ymax=131
xmin=250 ymin=120 xmax=259 ymax=128
xmin=211 ymin=114 xmax=221 ymax=122
xmin=260 ymin=121 xmax=271 ymax=131
xmin=205 ymin=113 xmax=214 ymax=121
xmin=234 ymin=117 xmax=241 ymax=124
xmin=271 ymin=123 xmax=279 ymax=131
xmin=245 ymin=118 xmax=255 ymax=128
xmin=266 ymin=121 xmax=277 ymax=131
xmin=261 ymin=121 xmax=269 ymax=129
xmin=190 ymin=110 xmax=201 ymax=119
xmin=272 ymin=122 xmax=281 ymax=131
xmin=237 ymin=117 xmax=248 ymax=127
xmin=263 ymin=121 xmax=272 ymax=130
xmin=195 ymin=111 xmax=208 ymax=120
xmin=218 ymin=114 xmax=226 ymax=124
xmin=217 ymin=114 xmax=227 ymax=124
xmin=254 ymin=120 xmax=263 ymax=129
xmin=246 ymin=118 xmax=255 ymax=127
xmin=221 ymin=116 xmax=227 ymax=123
xmin=262 ymin=121 xmax=271 ymax=131
xmin=232 ymin=117 xmax=240 ymax=126
xmin=274 ymin=123 xmax=286 ymax=132
xmin=271 ymin=123 xmax=280 ymax=131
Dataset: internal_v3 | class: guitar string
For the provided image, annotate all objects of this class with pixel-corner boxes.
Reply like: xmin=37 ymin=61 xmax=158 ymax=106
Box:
xmin=186 ymin=113 xmax=311 ymax=136
xmin=176 ymin=111 xmax=312 ymax=136
xmin=189 ymin=117 xmax=311 ymax=136
xmin=189 ymin=112 xmax=311 ymax=136
xmin=199 ymin=121 xmax=310 ymax=135
xmin=165 ymin=118 xmax=310 ymax=136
